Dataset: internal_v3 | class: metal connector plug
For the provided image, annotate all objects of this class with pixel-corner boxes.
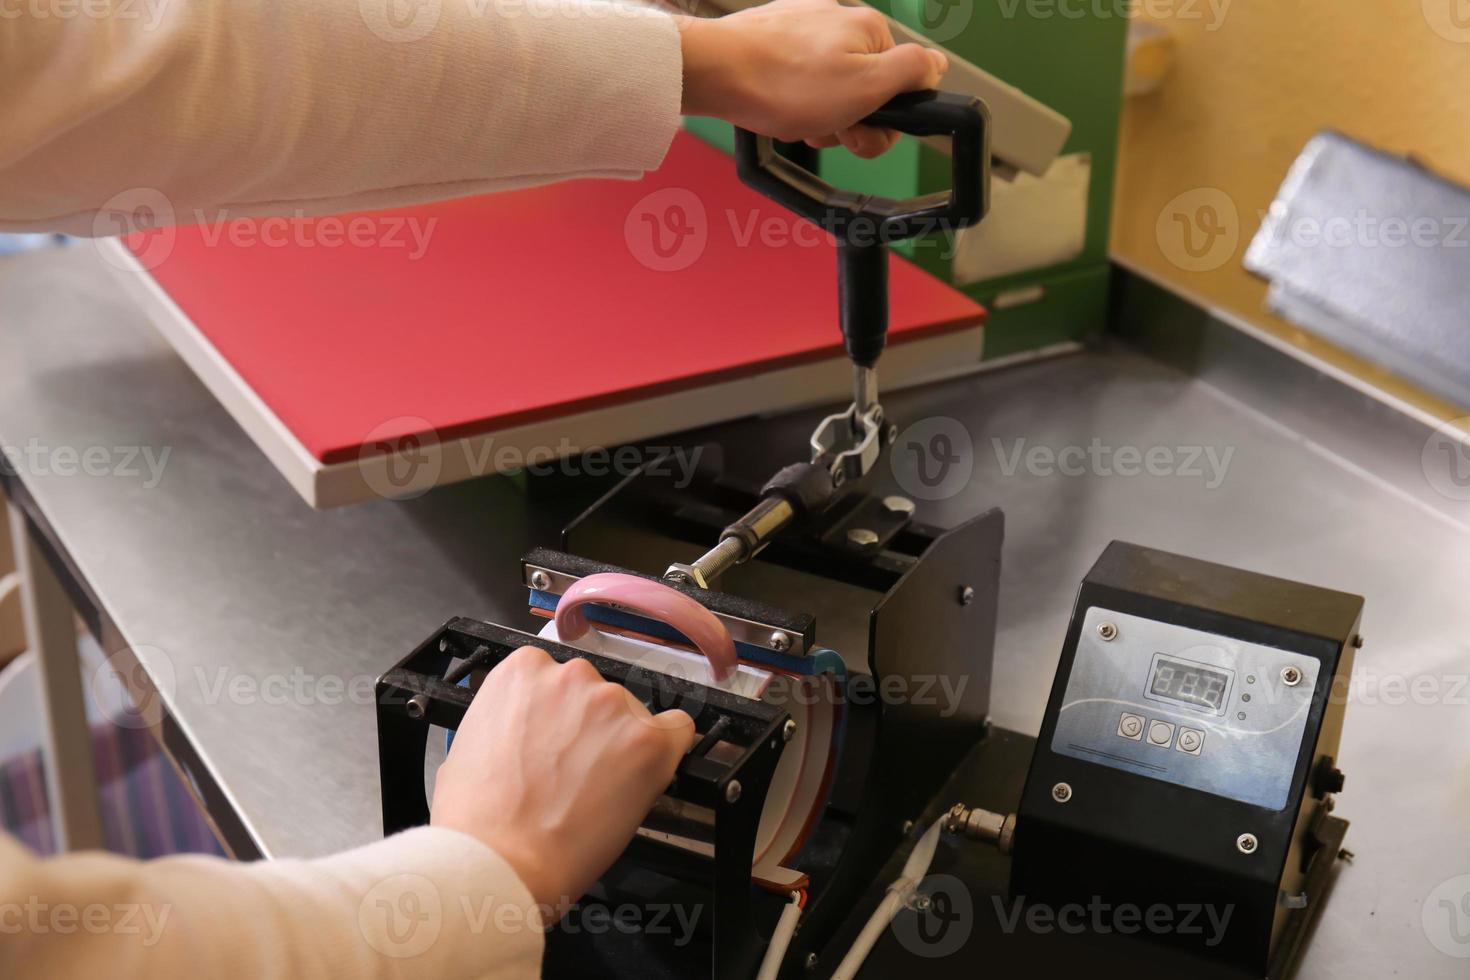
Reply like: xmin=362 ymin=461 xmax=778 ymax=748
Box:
xmin=945 ymin=803 xmax=1017 ymax=854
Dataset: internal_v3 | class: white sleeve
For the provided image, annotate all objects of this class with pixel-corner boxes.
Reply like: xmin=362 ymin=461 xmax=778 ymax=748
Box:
xmin=0 ymin=0 xmax=684 ymax=235
xmin=0 ymin=826 xmax=546 ymax=979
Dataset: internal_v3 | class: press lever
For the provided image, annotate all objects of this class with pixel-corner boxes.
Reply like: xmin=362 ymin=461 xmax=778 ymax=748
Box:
xmin=735 ymin=89 xmax=992 ymax=485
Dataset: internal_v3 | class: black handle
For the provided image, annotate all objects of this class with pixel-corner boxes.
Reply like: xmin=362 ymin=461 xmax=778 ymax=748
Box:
xmin=734 ymin=90 xmax=991 ymax=369
xmin=734 ymin=89 xmax=990 ymax=245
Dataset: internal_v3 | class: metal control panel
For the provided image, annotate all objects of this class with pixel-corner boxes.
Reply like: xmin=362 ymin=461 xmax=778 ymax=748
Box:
xmin=1051 ymin=607 xmax=1320 ymax=810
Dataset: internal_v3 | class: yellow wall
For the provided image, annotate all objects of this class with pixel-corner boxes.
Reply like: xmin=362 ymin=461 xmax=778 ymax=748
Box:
xmin=1111 ymin=1 xmax=1470 ymax=417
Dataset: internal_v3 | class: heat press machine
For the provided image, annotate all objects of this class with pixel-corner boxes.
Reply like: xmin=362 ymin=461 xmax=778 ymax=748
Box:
xmin=378 ymin=89 xmax=1003 ymax=979
xmin=375 ymin=90 xmax=1364 ymax=979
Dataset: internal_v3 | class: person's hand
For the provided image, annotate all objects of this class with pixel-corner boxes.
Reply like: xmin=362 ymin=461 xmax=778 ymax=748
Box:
xmin=677 ymin=0 xmax=949 ymax=159
xmin=431 ymin=646 xmax=696 ymax=915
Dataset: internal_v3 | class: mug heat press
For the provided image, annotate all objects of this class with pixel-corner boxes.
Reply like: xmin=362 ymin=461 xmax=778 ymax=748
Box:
xmin=375 ymin=90 xmax=1363 ymax=980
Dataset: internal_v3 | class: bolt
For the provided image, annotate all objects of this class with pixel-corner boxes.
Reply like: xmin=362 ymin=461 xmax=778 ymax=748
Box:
xmin=881 ymin=495 xmax=916 ymax=518
xmin=405 ymin=695 xmax=429 ymax=720
xmin=847 ymin=527 xmax=880 ymax=550
xmin=770 ymin=631 xmax=792 ymax=653
xmin=902 ymin=819 xmax=915 ymax=835
xmin=530 ymin=570 xmax=551 ymax=591
xmin=438 ymin=637 xmax=451 ymax=653
xmin=782 ymin=719 xmax=798 ymax=742
xmin=959 ymin=585 xmax=975 ymax=606
xmin=1281 ymin=666 xmax=1302 ymax=686
xmin=725 ymin=780 xmax=742 ymax=804
xmin=1352 ymin=634 xmax=1364 ymax=648
xmin=663 ymin=563 xmax=709 ymax=589
xmin=1097 ymin=622 xmax=1117 ymax=641
xmin=805 ymin=953 xmax=819 ymax=971
xmin=1237 ymin=833 xmax=1258 ymax=854
xmin=1052 ymin=782 xmax=1072 ymax=803
xmin=886 ymin=424 xmax=899 ymax=443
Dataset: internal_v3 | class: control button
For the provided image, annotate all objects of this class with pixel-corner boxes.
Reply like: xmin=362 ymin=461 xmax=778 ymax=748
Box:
xmin=1117 ymin=712 xmax=1145 ymax=740
xmin=1147 ymin=720 xmax=1175 ymax=747
xmin=1177 ymin=728 xmax=1204 ymax=755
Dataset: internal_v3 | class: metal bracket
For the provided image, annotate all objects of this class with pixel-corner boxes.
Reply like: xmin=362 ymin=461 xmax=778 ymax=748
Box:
xmin=811 ymin=402 xmax=891 ymax=486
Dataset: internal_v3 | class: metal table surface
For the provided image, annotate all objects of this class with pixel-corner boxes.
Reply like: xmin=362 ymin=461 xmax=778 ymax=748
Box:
xmin=1 ymin=246 xmax=1467 ymax=978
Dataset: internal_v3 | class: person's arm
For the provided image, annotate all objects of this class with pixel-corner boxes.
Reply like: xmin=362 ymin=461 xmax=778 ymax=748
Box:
xmin=0 ymin=0 xmax=944 ymax=235
xmin=0 ymin=647 xmax=695 ymax=979
xmin=0 ymin=825 xmax=544 ymax=979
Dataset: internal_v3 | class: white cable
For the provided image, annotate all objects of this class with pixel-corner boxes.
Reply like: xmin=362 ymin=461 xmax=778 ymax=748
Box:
xmin=755 ymin=891 xmax=804 ymax=980
xmin=829 ymin=889 xmax=906 ymax=980
xmin=829 ymin=816 xmax=946 ymax=980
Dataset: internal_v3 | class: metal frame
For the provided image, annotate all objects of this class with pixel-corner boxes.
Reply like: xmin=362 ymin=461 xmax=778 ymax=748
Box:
xmin=0 ymin=473 xmax=259 ymax=859
xmin=0 ymin=511 xmax=23 ymax=664
xmin=5 ymin=498 xmax=104 ymax=851
xmin=376 ymin=617 xmax=789 ymax=980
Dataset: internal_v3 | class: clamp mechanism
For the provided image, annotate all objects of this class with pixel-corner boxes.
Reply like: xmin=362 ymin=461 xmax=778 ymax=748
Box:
xmin=670 ymin=91 xmax=992 ymax=588
xmin=735 ymin=89 xmax=992 ymax=488
xmin=809 ymin=394 xmax=891 ymax=488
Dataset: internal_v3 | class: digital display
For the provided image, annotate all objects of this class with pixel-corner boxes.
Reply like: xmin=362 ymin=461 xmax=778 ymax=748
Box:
xmin=1148 ymin=657 xmax=1229 ymax=712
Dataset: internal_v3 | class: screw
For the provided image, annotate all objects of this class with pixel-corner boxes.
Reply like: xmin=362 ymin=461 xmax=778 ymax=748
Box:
xmin=1352 ymin=634 xmax=1364 ymax=648
xmin=405 ymin=695 xmax=429 ymax=720
xmin=958 ymin=585 xmax=975 ymax=606
xmin=782 ymin=719 xmax=798 ymax=742
xmin=725 ymin=780 xmax=742 ymax=803
xmin=530 ymin=570 xmax=551 ymax=591
xmin=847 ymin=527 xmax=879 ymax=550
xmin=1097 ymin=622 xmax=1117 ymax=641
xmin=1052 ymin=782 xmax=1072 ymax=803
xmin=902 ymin=819 xmax=915 ymax=834
xmin=1281 ymin=666 xmax=1302 ymax=686
xmin=886 ymin=424 xmax=899 ymax=443
xmin=805 ymin=953 xmax=819 ymax=971
xmin=438 ymin=637 xmax=451 ymax=653
xmin=769 ymin=631 xmax=792 ymax=653
xmin=882 ymin=495 xmax=916 ymax=518
xmin=1237 ymin=833 xmax=1258 ymax=855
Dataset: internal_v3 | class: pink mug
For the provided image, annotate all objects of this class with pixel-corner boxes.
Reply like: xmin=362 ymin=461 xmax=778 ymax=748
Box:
xmin=553 ymin=573 xmax=738 ymax=683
